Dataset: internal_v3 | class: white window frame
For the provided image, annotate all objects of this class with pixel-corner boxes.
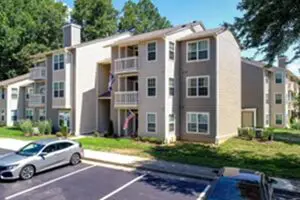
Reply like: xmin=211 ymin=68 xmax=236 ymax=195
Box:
xmin=53 ymin=53 xmax=65 ymax=71
xmin=11 ymin=110 xmax=17 ymax=122
xmin=53 ymin=81 xmax=65 ymax=98
xmin=169 ymin=41 xmax=175 ymax=60
xmin=0 ymin=88 xmax=5 ymax=100
xmin=274 ymin=93 xmax=282 ymax=104
xmin=169 ymin=78 xmax=175 ymax=97
xmin=186 ymin=76 xmax=210 ymax=98
xmin=265 ymin=114 xmax=269 ymax=126
xmin=25 ymin=108 xmax=34 ymax=120
xmin=11 ymin=88 xmax=18 ymax=99
xmin=0 ymin=109 xmax=5 ymax=121
xmin=275 ymin=71 xmax=283 ymax=84
xmin=146 ymin=112 xmax=157 ymax=133
xmin=186 ymin=112 xmax=209 ymax=134
xmin=169 ymin=113 xmax=175 ymax=132
xmin=58 ymin=111 xmax=71 ymax=130
xmin=146 ymin=77 xmax=157 ymax=98
xmin=26 ymin=87 xmax=34 ymax=100
xmin=146 ymin=41 xmax=157 ymax=62
xmin=186 ymin=39 xmax=210 ymax=63
xmin=39 ymin=109 xmax=46 ymax=121
xmin=275 ymin=113 xmax=283 ymax=125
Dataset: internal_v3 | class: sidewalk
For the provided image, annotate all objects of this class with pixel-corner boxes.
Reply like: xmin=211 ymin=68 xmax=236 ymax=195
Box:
xmin=0 ymin=138 xmax=299 ymax=194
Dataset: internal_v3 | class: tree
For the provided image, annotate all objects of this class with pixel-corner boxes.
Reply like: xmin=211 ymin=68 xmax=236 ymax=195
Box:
xmin=72 ymin=0 xmax=118 ymax=42
xmin=228 ymin=0 xmax=300 ymax=64
xmin=0 ymin=0 xmax=67 ymax=80
xmin=119 ymin=0 xmax=172 ymax=34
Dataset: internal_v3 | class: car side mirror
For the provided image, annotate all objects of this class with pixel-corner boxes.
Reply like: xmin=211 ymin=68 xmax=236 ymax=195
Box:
xmin=39 ymin=152 xmax=48 ymax=157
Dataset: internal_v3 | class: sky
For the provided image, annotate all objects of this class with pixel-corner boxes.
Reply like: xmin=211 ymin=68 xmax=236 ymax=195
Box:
xmin=60 ymin=0 xmax=300 ymax=75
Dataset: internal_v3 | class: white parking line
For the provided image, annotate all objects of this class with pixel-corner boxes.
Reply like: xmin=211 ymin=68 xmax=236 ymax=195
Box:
xmin=99 ymin=174 xmax=147 ymax=200
xmin=5 ymin=165 xmax=95 ymax=200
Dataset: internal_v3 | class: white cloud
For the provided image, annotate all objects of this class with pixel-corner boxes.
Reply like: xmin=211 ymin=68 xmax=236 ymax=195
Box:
xmin=287 ymin=60 xmax=300 ymax=77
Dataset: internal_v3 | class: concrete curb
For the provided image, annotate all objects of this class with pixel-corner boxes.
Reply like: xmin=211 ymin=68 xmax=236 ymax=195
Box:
xmin=82 ymin=157 xmax=216 ymax=182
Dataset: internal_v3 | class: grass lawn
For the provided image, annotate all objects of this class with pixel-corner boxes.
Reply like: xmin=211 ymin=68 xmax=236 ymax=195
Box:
xmin=77 ymin=137 xmax=300 ymax=179
xmin=0 ymin=127 xmax=54 ymax=141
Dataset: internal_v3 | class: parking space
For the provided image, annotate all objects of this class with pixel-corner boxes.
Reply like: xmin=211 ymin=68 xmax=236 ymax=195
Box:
xmin=0 ymin=149 xmax=208 ymax=200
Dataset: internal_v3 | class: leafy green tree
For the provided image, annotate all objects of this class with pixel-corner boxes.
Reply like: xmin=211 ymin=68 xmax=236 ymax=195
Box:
xmin=228 ymin=0 xmax=300 ymax=64
xmin=119 ymin=0 xmax=172 ymax=34
xmin=72 ymin=0 xmax=118 ymax=42
xmin=0 ymin=0 xmax=67 ymax=80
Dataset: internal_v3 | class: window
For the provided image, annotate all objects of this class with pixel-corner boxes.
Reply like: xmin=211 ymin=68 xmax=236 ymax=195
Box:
xmin=169 ymin=42 xmax=175 ymax=60
xmin=53 ymin=82 xmax=64 ymax=98
xmin=59 ymin=111 xmax=70 ymax=129
xmin=187 ymin=39 xmax=209 ymax=62
xmin=275 ymin=72 xmax=283 ymax=84
xmin=169 ymin=78 xmax=175 ymax=96
xmin=11 ymin=110 xmax=17 ymax=122
xmin=147 ymin=42 xmax=156 ymax=61
xmin=57 ymin=142 xmax=73 ymax=150
xmin=11 ymin=88 xmax=18 ymax=99
xmin=187 ymin=76 xmax=209 ymax=97
xmin=26 ymin=87 xmax=34 ymax=100
xmin=265 ymin=114 xmax=269 ymax=125
xmin=147 ymin=78 xmax=156 ymax=97
xmin=146 ymin=113 xmax=156 ymax=133
xmin=0 ymin=88 xmax=5 ymax=99
xmin=39 ymin=109 xmax=46 ymax=121
xmin=275 ymin=114 xmax=283 ymax=125
xmin=169 ymin=114 xmax=175 ymax=132
xmin=53 ymin=54 xmax=64 ymax=70
xmin=187 ymin=112 xmax=209 ymax=134
xmin=265 ymin=93 xmax=269 ymax=104
xmin=275 ymin=93 xmax=282 ymax=104
xmin=43 ymin=144 xmax=58 ymax=154
xmin=25 ymin=109 xmax=33 ymax=120
xmin=1 ymin=109 xmax=5 ymax=121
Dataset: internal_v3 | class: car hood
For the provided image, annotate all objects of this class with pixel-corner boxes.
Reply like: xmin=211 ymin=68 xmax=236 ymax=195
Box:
xmin=0 ymin=152 xmax=28 ymax=166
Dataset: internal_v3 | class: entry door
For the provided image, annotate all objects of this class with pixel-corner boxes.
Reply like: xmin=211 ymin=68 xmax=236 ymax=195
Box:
xmin=59 ymin=111 xmax=71 ymax=130
xmin=242 ymin=111 xmax=254 ymax=127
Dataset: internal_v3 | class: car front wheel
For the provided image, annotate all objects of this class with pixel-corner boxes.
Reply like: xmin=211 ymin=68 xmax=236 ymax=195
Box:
xmin=70 ymin=153 xmax=81 ymax=165
xmin=20 ymin=165 xmax=35 ymax=180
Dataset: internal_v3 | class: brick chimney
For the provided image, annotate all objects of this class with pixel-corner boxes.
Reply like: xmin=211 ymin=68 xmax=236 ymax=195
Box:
xmin=62 ymin=23 xmax=81 ymax=48
xmin=278 ymin=56 xmax=287 ymax=68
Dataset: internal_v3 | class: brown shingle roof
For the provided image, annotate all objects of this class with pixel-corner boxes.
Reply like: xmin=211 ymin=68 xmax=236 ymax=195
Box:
xmin=0 ymin=73 xmax=30 ymax=87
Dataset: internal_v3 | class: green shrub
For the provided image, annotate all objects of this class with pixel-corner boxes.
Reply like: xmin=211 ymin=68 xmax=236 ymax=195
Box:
xmin=56 ymin=132 xmax=63 ymax=137
xmin=19 ymin=120 xmax=33 ymax=135
xmin=37 ymin=121 xmax=47 ymax=135
xmin=94 ymin=131 xmax=101 ymax=137
xmin=0 ymin=122 xmax=6 ymax=127
xmin=262 ymin=127 xmax=274 ymax=141
xmin=135 ymin=136 xmax=163 ymax=144
xmin=45 ymin=120 xmax=52 ymax=135
xmin=238 ymin=127 xmax=255 ymax=140
xmin=291 ymin=120 xmax=300 ymax=130
xmin=60 ymin=126 xmax=69 ymax=138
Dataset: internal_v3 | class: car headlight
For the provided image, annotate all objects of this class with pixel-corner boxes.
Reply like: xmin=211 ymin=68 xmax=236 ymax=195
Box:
xmin=6 ymin=164 xmax=19 ymax=170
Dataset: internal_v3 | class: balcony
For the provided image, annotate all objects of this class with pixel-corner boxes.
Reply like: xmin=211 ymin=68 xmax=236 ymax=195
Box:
xmin=114 ymin=91 xmax=138 ymax=108
xmin=30 ymin=67 xmax=47 ymax=80
xmin=28 ymin=94 xmax=46 ymax=107
xmin=114 ymin=56 xmax=139 ymax=75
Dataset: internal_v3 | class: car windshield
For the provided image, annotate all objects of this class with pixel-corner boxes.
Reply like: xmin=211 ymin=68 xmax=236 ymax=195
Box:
xmin=207 ymin=177 xmax=262 ymax=200
xmin=16 ymin=143 xmax=45 ymax=156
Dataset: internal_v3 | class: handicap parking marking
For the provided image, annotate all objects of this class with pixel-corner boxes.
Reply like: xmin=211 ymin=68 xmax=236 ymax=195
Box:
xmin=4 ymin=165 xmax=95 ymax=200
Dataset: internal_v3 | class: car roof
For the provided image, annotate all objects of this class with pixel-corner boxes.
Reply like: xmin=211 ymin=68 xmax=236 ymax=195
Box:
xmin=34 ymin=138 xmax=74 ymax=145
xmin=220 ymin=167 xmax=262 ymax=183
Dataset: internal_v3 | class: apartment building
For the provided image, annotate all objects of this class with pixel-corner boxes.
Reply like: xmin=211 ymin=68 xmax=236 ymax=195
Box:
xmin=242 ymin=56 xmax=300 ymax=128
xmin=97 ymin=23 xmax=241 ymax=143
xmin=0 ymin=74 xmax=35 ymax=126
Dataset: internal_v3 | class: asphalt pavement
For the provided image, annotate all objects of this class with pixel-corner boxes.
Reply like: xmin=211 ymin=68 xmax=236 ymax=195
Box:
xmin=0 ymin=148 xmax=209 ymax=200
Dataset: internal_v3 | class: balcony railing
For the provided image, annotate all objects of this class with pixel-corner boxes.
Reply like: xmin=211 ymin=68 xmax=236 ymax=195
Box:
xmin=28 ymin=94 xmax=46 ymax=107
xmin=114 ymin=91 xmax=138 ymax=108
xmin=30 ymin=67 xmax=47 ymax=80
xmin=114 ymin=56 xmax=139 ymax=74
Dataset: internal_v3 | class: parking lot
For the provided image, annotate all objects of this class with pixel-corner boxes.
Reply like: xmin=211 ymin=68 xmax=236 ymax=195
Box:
xmin=0 ymin=148 xmax=209 ymax=200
